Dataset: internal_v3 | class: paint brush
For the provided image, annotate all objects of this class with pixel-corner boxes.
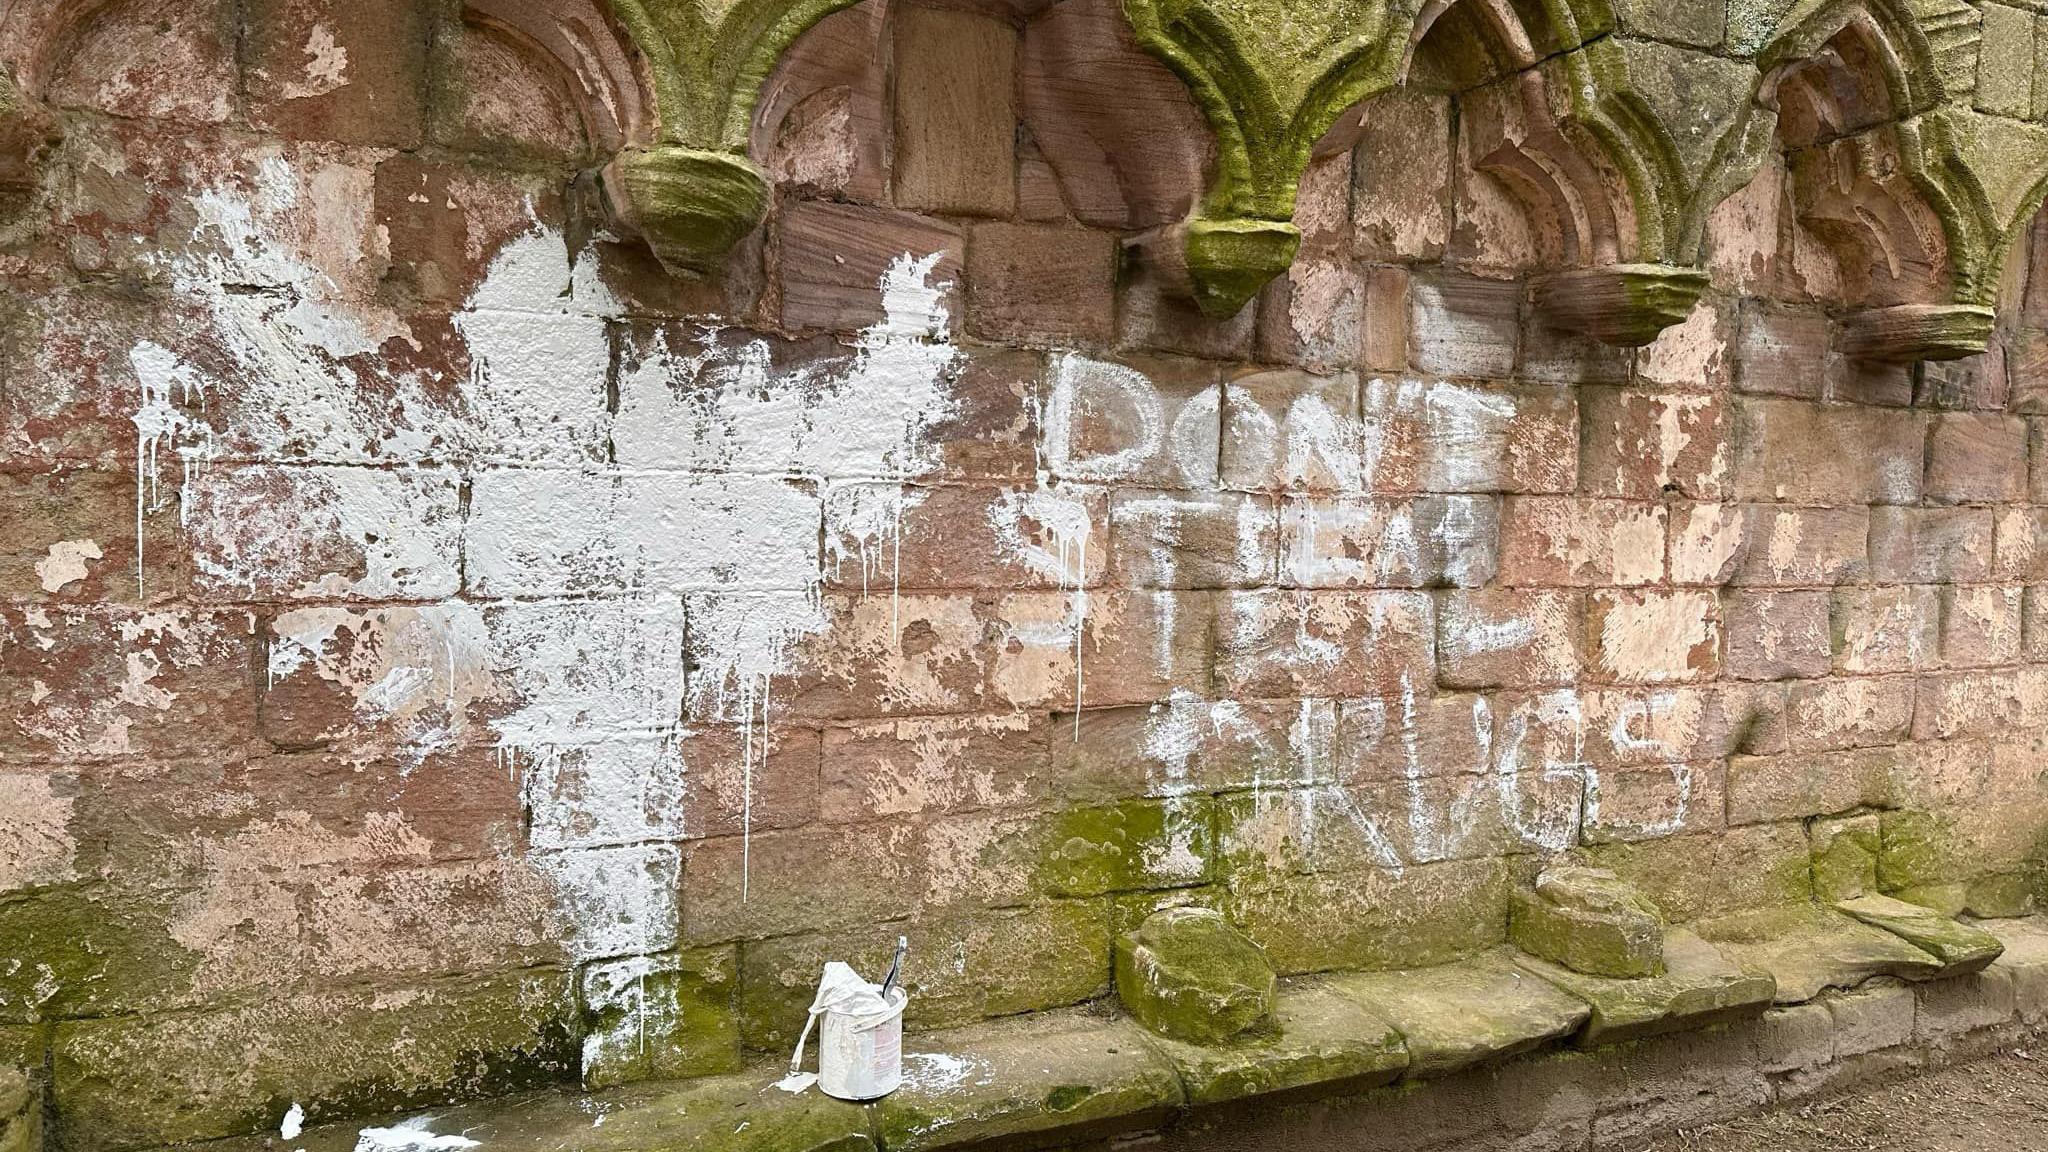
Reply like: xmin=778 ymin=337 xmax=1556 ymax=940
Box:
xmin=878 ymin=936 xmax=908 ymax=998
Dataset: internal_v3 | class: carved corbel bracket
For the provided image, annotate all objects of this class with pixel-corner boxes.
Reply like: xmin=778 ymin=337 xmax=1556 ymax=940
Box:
xmin=1523 ymin=37 xmax=1764 ymax=343
xmin=1836 ymin=302 xmax=1995 ymax=361
xmin=601 ymin=0 xmax=862 ymax=275
xmin=1121 ymin=0 xmax=1425 ymax=316
xmin=1534 ymin=263 xmax=1710 ymax=347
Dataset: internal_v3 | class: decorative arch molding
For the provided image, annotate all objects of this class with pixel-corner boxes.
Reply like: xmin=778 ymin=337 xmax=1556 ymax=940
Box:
xmin=1113 ymin=0 xmax=1432 ymax=315
xmin=10 ymin=0 xmax=2041 ymax=341
xmin=1440 ymin=0 xmax=1767 ymax=345
xmin=460 ymin=0 xmax=651 ymax=157
xmin=595 ymin=0 xmax=867 ymax=274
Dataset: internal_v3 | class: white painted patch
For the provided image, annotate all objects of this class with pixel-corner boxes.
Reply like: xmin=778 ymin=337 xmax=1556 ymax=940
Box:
xmin=35 ymin=539 xmax=102 ymax=592
xmin=281 ymin=1103 xmax=305 ymax=1141
xmin=353 ymin=1116 xmax=478 ymax=1152
xmin=282 ymin=24 xmax=351 ymax=100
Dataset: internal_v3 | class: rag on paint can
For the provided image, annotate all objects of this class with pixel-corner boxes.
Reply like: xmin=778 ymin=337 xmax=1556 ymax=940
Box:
xmin=787 ymin=961 xmax=907 ymax=1101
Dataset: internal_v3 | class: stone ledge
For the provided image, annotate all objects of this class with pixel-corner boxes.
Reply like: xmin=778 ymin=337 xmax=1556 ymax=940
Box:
xmin=160 ymin=913 xmax=2048 ymax=1152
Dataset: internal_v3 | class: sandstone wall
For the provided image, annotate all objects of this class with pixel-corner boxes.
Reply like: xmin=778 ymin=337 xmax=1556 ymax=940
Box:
xmin=3 ymin=0 xmax=2048 ymax=1146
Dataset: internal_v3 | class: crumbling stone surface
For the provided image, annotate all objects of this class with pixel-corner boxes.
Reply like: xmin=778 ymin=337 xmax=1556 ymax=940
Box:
xmin=1511 ymin=867 xmax=1667 ymax=979
xmin=0 ymin=1067 xmax=36 ymax=1152
xmin=1115 ymin=908 xmax=1277 ymax=1046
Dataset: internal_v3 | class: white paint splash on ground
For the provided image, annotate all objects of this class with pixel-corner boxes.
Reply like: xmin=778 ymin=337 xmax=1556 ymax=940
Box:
xmin=353 ymin=1116 xmax=478 ymax=1152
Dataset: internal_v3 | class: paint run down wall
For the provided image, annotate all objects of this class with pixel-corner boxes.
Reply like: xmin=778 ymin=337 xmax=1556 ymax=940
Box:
xmin=5 ymin=0 xmax=2048 ymax=1147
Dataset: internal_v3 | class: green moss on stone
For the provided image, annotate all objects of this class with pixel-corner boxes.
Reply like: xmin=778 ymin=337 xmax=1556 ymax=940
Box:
xmin=1115 ymin=907 xmax=1275 ymax=1045
xmin=1184 ymin=218 xmax=1302 ymax=318
xmin=1037 ymin=798 xmax=1214 ymax=899
xmin=579 ymin=948 xmax=741 ymax=1089
xmin=1811 ymin=816 xmax=1880 ymax=903
xmin=601 ymin=147 xmax=769 ymax=276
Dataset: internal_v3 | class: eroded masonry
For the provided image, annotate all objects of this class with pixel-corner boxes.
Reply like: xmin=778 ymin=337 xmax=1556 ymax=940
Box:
xmin=7 ymin=0 xmax=2048 ymax=1148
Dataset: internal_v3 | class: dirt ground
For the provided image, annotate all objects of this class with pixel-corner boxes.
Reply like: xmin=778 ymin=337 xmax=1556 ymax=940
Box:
xmin=1631 ymin=1047 xmax=2048 ymax=1151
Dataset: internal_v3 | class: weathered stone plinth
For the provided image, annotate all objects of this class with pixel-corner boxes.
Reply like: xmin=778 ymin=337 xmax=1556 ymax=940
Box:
xmin=1328 ymin=950 xmax=1589 ymax=1077
xmin=1116 ymin=907 xmax=1277 ymax=1045
xmin=1511 ymin=867 xmax=1666 ymax=979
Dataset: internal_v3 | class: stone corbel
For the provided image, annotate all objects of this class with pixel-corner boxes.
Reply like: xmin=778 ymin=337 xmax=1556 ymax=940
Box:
xmin=1119 ymin=0 xmax=1426 ymax=317
xmin=1521 ymin=37 xmax=1766 ymax=345
xmin=1533 ymin=264 xmax=1710 ymax=347
xmin=601 ymin=0 xmax=863 ymax=275
xmin=1865 ymin=106 xmax=2048 ymax=361
xmin=1835 ymin=302 xmax=1995 ymax=361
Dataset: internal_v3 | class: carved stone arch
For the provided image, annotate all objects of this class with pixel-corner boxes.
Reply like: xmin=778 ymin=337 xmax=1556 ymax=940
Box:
xmin=458 ymin=0 xmax=652 ymax=157
xmin=1118 ymin=0 xmax=1435 ymax=316
xmin=1727 ymin=0 xmax=2021 ymax=360
xmin=1413 ymin=0 xmax=1745 ymax=345
xmin=597 ymin=0 xmax=867 ymax=275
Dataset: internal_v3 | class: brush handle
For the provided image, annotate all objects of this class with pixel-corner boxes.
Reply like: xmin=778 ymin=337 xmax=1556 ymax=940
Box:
xmin=879 ymin=936 xmax=908 ymax=997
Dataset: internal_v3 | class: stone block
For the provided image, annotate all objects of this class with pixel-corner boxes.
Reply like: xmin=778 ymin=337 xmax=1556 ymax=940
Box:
xmin=245 ymin=0 xmax=426 ymax=146
xmin=1755 ymin=1003 xmax=1833 ymax=1073
xmin=1828 ymin=982 xmax=1916 ymax=1056
xmin=579 ymin=948 xmax=740 ymax=1089
xmin=1583 ymin=590 xmax=1720 ymax=685
xmin=1577 ymin=388 xmax=1729 ymax=501
xmin=0 ymin=1065 xmax=36 ymax=1152
xmin=1578 ymin=823 xmax=1813 ymax=922
xmin=682 ymin=822 xmax=921 ymax=944
xmin=1040 ymin=352 xmax=1221 ymax=488
xmin=0 ymin=469 xmax=175 ymax=604
xmin=1694 ymin=905 xmax=1943 ymax=1004
xmin=1497 ymin=497 xmax=1665 ymax=586
xmin=778 ymin=201 xmax=963 ymax=333
xmin=1831 ymin=586 xmax=1940 ymax=674
xmin=966 ymin=223 xmax=1117 ymax=346
xmin=1730 ymin=397 xmax=1923 ymax=505
xmin=1408 ymin=272 xmax=1520 ymax=379
xmin=1722 ymin=590 xmax=1831 ymax=680
xmin=1215 ymin=589 xmax=1433 ymax=700
xmin=1940 ymin=584 xmax=2025 ymax=668
xmin=1225 ymin=858 xmax=1511 ymax=975
xmin=1726 ymin=505 xmax=1870 ymax=587
xmin=1812 ymin=814 xmax=1881 ymax=902
xmin=1219 ymin=369 xmax=1363 ymax=492
xmin=1914 ymin=967 xmax=2018 ymax=1045
xmin=1352 ymin=90 xmax=1451 ymax=261
xmin=1515 ymin=931 xmax=1774 ymax=1048
xmin=1925 ymin=413 xmax=2027 ymax=504
xmin=1328 ymin=950 xmax=1589 ymax=1078
xmin=1509 ymin=868 xmax=1665 ymax=979
xmin=1835 ymin=894 xmax=2005 ymax=974
xmin=1784 ymin=679 xmax=1915 ymax=752
xmin=1734 ymin=305 xmax=1829 ymax=398
xmin=1994 ymin=507 xmax=2048 ymax=581
xmin=1111 ymin=491 xmax=1278 ymax=588
xmin=1983 ymin=918 xmax=2048 ymax=1025
xmin=1435 ymin=589 xmax=1582 ymax=689
xmin=50 ymin=971 xmax=573 ymax=1151
xmin=1257 ymin=254 xmax=1366 ymax=373
xmin=891 ymin=6 xmax=1017 ymax=216
xmin=1727 ymin=748 xmax=1894 ymax=825
xmin=1868 ymin=507 xmax=1996 ymax=584
xmin=1279 ymin=496 xmax=1499 ymax=588
xmin=188 ymin=465 xmax=463 ymax=601
xmin=870 ymin=1012 xmax=1183 ymax=1151
xmin=1115 ymin=908 xmax=1276 ymax=1045
xmin=1140 ymin=978 xmax=1408 ymax=1105
xmin=1 ymin=608 xmax=259 ymax=762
